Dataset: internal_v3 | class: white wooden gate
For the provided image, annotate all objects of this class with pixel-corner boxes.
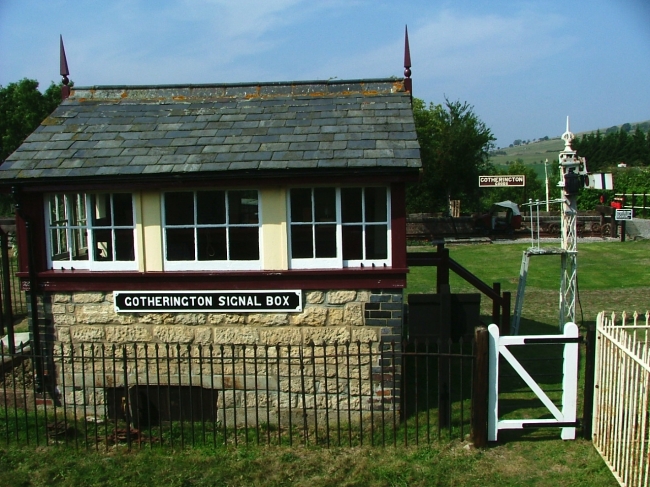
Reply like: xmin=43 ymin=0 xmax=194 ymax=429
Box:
xmin=488 ymin=323 xmax=580 ymax=441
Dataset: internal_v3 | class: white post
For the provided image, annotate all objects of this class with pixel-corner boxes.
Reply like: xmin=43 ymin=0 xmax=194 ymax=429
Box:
xmin=561 ymin=322 xmax=579 ymax=440
xmin=488 ymin=324 xmax=500 ymax=441
xmin=544 ymin=159 xmax=550 ymax=212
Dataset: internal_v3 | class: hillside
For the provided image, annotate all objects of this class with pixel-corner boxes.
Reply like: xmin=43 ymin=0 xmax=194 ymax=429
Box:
xmin=490 ymin=137 xmax=563 ymax=167
xmin=489 ymin=119 xmax=650 ymax=177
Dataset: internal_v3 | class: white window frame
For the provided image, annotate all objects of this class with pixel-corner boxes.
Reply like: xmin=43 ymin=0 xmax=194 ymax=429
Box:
xmin=288 ymin=186 xmax=391 ymax=270
xmin=162 ymin=190 xmax=262 ymax=271
xmin=44 ymin=192 xmax=138 ymax=271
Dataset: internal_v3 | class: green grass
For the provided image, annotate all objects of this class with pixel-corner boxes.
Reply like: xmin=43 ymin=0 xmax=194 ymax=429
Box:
xmin=406 ymin=239 xmax=650 ymax=326
xmin=0 ymin=439 xmax=614 ymax=487
xmin=407 ymin=239 xmax=650 ymax=291
xmin=3 ymin=240 xmax=646 ymax=486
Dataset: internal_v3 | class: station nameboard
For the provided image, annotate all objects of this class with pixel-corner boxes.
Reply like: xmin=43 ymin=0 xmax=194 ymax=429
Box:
xmin=479 ymin=175 xmax=526 ymax=187
xmin=114 ymin=290 xmax=302 ymax=313
xmin=615 ymin=209 xmax=633 ymax=221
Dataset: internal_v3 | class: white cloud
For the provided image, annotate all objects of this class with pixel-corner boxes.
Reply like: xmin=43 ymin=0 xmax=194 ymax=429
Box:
xmin=306 ymin=8 xmax=575 ymax=89
xmin=14 ymin=0 xmax=322 ymax=86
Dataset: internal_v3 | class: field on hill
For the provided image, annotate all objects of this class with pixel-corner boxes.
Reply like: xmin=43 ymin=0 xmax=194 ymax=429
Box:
xmin=490 ymin=137 xmax=564 ymax=168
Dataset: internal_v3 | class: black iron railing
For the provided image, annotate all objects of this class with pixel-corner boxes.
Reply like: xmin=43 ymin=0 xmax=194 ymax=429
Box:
xmin=0 ymin=338 xmax=482 ymax=450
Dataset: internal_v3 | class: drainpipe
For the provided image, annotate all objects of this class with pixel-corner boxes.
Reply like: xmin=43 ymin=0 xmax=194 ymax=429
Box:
xmin=0 ymin=229 xmax=15 ymax=354
xmin=11 ymin=186 xmax=44 ymax=392
xmin=25 ymin=220 xmax=45 ymax=393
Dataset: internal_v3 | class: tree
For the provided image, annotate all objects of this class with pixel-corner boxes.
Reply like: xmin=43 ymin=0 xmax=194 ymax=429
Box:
xmin=573 ymin=127 xmax=650 ymax=172
xmin=0 ymin=79 xmax=62 ymax=162
xmin=407 ymin=98 xmax=495 ymax=214
xmin=0 ymin=79 xmax=62 ymax=215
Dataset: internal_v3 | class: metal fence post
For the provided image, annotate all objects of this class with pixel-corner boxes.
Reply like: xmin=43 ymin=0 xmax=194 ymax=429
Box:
xmin=582 ymin=325 xmax=596 ymax=440
xmin=501 ymin=291 xmax=511 ymax=336
xmin=492 ymin=282 xmax=501 ymax=331
xmin=472 ymin=327 xmax=489 ymax=447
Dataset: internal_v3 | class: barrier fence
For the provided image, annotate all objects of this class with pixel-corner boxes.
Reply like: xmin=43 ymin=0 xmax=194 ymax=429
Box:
xmin=592 ymin=310 xmax=650 ymax=487
xmin=0 ymin=337 xmax=482 ymax=450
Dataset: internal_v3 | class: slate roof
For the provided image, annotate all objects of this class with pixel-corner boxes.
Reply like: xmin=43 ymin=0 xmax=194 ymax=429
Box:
xmin=0 ymin=78 xmax=421 ymax=184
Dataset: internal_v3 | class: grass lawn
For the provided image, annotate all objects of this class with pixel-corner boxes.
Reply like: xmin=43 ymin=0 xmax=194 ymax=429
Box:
xmin=0 ymin=438 xmax=613 ymax=487
xmin=2 ymin=240 xmax=645 ymax=486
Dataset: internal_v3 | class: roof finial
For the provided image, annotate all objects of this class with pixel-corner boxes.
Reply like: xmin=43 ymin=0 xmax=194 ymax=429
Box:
xmin=60 ymin=35 xmax=71 ymax=100
xmin=404 ymin=25 xmax=412 ymax=94
xmin=561 ymin=116 xmax=575 ymax=151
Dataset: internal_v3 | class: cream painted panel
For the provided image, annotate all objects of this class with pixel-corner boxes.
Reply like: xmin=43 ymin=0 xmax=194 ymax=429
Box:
xmin=133 ymin=192 xmax=145 ymax=272
xmin=140 ymin=192 xmax=163 ymax=272
xmin=260 ymin=188 xmax=288 ymax=270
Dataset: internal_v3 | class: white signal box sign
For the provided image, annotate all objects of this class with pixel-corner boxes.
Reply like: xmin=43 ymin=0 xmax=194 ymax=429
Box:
xmin=479 ymin=175 xmax=525 ymax=187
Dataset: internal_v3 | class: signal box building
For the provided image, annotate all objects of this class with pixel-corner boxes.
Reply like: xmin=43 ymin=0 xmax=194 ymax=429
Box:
xmin=1 ymin=77 xmax=420 ymax=340
xmin=0 ymin=66 xmax=421 ymax=422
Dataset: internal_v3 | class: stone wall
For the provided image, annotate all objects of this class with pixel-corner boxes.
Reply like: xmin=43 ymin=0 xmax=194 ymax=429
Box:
xmin=50 ymin=289 xmax=391 ymax=347
xmin=36 ymin=288 xmax=404 ymax=425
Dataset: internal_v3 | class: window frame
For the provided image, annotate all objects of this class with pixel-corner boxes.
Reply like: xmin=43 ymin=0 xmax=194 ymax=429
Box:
xmin=44 ymin=192 xmax=138 ymax=271
xmin=288 ymin=186 xmax=391 ymax=270
xmin=162 ymin=189 xmax=262 ymax=271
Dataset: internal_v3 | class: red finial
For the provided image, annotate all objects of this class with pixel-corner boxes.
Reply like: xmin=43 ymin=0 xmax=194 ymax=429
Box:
xmin=404 ymin=25 xmax=412 ymax=94
xmin=60 ymin=35 xmax=71 ymax=100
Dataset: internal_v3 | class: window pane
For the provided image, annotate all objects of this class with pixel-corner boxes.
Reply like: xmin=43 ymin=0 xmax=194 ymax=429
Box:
xmin=71 ymin=194 xmax=87 ymax=226
xmin=114 ymin=229 xmax=135 ymax=261
xmin=341 ymin=188 xmax=362 ymax=223
xmin=91 ymin=194 xmax=112 ymax=227
xmin=165 ymin=192 xmax=194 ymax=225
xmin=342 ymin=225 xmax=363 ymax=260
xmin=197 ymin=227 xmax=227 ymax=260
xmin=229 ymin=227 xmax=259 ymax=260
xmin=49 ymin=195 xmax=66 ymax=226
xmin=315 ymin=224 xmax=337 ymax=258
xmin=113 ymin=194 xmax=134 ymax=226
xmin=291 ymin=225 xmax=313 ymax=258
xmin=93 ymin=229 xmax=113 ymax=261
xmin=365 ymin=187 xmax=387 ymax=222
xmin=50 ymin=229 xmax=68 ymax=260
xmin=229 ymin=190 xmax=258 ymax=224
xmin=166 ymin=228 xmax=195 ymax=260
xmin=365 ymin=224 xmax=388 ymax=259
xmin=72 ymin=228 xmax=88 ymax=261
xmin=290 ymin=189 xmax=312 ymax=223
xmin=314 ymin=188 xmax=336 ymax=222
xmin=197 ymin=191 xmax=225 ymax=225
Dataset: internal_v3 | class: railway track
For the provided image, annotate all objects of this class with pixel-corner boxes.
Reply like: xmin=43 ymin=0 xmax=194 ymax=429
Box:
xmin=407 ymin=224 xmax=614 ymax=242
xmin=406 ymin=215 xmax=615 ymax=242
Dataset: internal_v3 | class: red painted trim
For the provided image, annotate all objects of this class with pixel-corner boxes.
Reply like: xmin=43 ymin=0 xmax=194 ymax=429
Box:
xmin=391 ymin=183 xmax=407 ymax=269
xmin=13 ymin=170 xmax=420 ymax=193
xmin=24 ymin=267 xmax=409 ymax=292
xmin=15 ymin=193 xmax=47 ymax=274
xmin=14 ymin=176 xmax=416 ymax=281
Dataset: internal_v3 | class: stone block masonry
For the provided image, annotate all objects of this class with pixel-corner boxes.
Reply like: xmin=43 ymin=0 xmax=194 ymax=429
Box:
xmin=50 ymin=289 xmax=401 ymax=347
xmin=44 ymin=288 xmax=404 ymax=425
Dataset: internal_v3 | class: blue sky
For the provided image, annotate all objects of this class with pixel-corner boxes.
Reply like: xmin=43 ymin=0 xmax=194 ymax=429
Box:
xmin=1 ymin=0 xmax=648 ymax=148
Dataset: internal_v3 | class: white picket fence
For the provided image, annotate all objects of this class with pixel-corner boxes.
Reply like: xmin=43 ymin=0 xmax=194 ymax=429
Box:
xmin=593 ymin=310 xmax=650 ymax=487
